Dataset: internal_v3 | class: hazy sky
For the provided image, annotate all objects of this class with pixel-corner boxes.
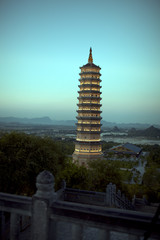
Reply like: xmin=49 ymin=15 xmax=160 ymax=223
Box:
xmin=0 ymin=0 xmax=160 ymax=124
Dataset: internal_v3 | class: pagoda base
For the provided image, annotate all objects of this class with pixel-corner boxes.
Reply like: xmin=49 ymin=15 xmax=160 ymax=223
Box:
xmin=72 ymin=152 xmax=103 ymax=166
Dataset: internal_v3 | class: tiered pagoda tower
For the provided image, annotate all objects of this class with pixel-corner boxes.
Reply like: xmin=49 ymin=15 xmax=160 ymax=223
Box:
xmin=72 ymin=48 xmax=103 ymax=165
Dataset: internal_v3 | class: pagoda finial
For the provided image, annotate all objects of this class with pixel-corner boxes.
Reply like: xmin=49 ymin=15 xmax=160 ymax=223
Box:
xmin=88 ymin=47 xmax=93 ymax=63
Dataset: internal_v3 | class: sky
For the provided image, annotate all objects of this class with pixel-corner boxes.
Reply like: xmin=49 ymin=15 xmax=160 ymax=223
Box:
xmin=0 ymin=0 xmax=160 ymax=124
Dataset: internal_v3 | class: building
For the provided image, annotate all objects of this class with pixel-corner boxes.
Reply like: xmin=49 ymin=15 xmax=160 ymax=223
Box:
xmin=109 ymin=143 xmax=142 ymax=157
xmin=72 ymin=48 xmax=103 ymax=165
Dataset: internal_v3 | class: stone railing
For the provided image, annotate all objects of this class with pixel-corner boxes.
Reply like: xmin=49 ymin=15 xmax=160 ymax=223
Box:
xmin=0 ymin=191 xmax=32 ymax=240
xmin=106 ymin=182 xmax=134 ymax=210
xmin=64 ymin=183 xmax=134 ymax=210
xmin=0 ymin=170 xmax=160 ymax=240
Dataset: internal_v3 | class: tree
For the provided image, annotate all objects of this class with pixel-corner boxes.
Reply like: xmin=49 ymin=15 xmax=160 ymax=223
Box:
xmin=88 ymin=159 xmax=123 ymax=192
xmin=0 ymin=132 xmax=65 ymax=195
xmin=143 ymin=167 xmax=160 ymax=202
xmin=55 ymin=161 xmax=91 ymax=191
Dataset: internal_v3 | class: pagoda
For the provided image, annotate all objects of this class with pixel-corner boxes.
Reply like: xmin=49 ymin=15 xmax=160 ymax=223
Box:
xmin=72 ymin=48 xmax=103 ymax=165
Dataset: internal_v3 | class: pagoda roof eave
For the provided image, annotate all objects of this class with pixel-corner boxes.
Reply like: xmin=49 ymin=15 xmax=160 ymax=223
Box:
xmin=77 ymin=104 xmax=102 ymax=108
xmin=78 ymin=84 xmax=102 ymax=88
xmin=78 ymin=96 xmax=102 ymax=100
xmin=76 ymin=116 xmax=102 ymax=120
xmin=78 ymin=90 xmax=102 ymax=94
xmin=77 ymin=110 xmax=102 ymax=114
xmin=80 ymin=63 xmax=101 ymax=69
xmin=79 ymin=72 xmax=101 ymax=76
xmin=79 ymin=78 xmax=102 ymax=82
xmin=76 ymin=123 xmax=102 ymax=127
xmin=75 ymin=141 xmax=102 ymax=145
xmin=76 ymin=131 xmax=102 ymax=135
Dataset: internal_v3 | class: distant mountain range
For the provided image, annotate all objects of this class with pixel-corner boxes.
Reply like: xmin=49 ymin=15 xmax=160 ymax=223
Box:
xmin=128 ymin=126 xmax=160 ymax=138
xmin=0 ymin=116 xmax=76 ymax=126
xmin=0 ymin=116 xmax=54 ymax=125
xmin=0 ymin=116 xmax=159 ymax=129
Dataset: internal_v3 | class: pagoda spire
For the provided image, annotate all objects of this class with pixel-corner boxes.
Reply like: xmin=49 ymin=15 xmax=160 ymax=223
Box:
xmin=88 ymin=47 xmax=93 ymax=63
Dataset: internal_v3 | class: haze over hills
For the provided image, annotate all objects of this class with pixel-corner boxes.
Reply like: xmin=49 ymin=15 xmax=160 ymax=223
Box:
xmin=0 ymin=116 xmax=159 ymax=130
xmin=0 ymin=116 xmax=75 ymax=126
xmin=128 ymin=126 xmax=160 ymax=138
xmin=0 ymin=116 xmax=53 ymax=125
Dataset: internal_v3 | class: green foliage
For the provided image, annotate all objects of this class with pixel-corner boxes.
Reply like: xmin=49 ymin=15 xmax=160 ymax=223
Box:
xmin=1 ymin=132 xmax=160 ymax=203
xmin=55 ymin=161 xmax=91 ymax=191
xmin=125 ymin=184 xmax=145 ymax=199
xmin=88 ymin=159 xmax=123 ymax=192
xmin=56 ymin=158 xmax=126 ymax=194
xmin=59 ymin=141 xmax=75 ymax=155
xmin=0 ymin=132 xmax=65 ymax=195
xmin=105 ymin=159 xmax=137 ymax=169
xmin=140 ymin=144 xmax=160 ymax=167
xmin=132 ymin=170 xmax=141 ymax=184
xmin=102 ymin=141 xmax=119 ymax=151
xmin=147 ymin=146 xmax=160 ymax=167
xmin=119 ymin=169 xmax=133 ymax=182
xmin=143 ymin=167 xmax=160 ymax=202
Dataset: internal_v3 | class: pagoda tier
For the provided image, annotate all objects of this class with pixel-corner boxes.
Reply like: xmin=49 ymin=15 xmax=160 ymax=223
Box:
xmin=80 ymin=71 xmax=101 ymax=74
xmin=77 ymin=111 xmax=102 ymax=116
xmin=79 ymin=79 xmax=101 ymax=83
xmin=75 ymin=141 xmax=102 ymax=145
xmin=76 ymin=116 xmax=102 ymax=121
xmin=72 ymin=48 xmax=103 ymax=165
xmin=78 ymin=90 xmax=102 ymax=94
xmin=76 ymin=123 xmax=102 ymax=127
xmin=78 ymin=84 xmax=102 ymax=89
xmin=77 ymin=103 xmax=102 ymax=108
xmin=78 ymin=97 xmax=102 ymax=101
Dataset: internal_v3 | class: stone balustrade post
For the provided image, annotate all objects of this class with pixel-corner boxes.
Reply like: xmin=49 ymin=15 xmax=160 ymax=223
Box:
xmin=132 ymin=194 xmax=136 ymax=206
xmin=0 ymin=211 xmax=5 ymax=240
xmin=126 ymin=197 xmax=129 ymax=208
xmin=112 ymin=184 xmax=116 ymax=206
xmin=122 ymin=194 xmax=125 ymax=208
xmin=31 ymin=170 xmax=56 ymax=240
xmin=117 ymin=190 xmax=121 ymax=208
xmin=61 ymin=179 xmax=66 ymax=189
xmin=10 ymin=213 xmax=20 ymax=240
xmin=106 ymin=183 xmax=112 ymax=206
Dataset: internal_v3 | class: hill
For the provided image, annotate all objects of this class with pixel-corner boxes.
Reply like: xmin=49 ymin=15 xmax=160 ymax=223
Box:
xmin=0 ymin=117 xmax=159 ymax=129
xmin=0 ymin=116 xmax=53 ymax=125
xmin=128 ymin=126 xmax=160 ymax=138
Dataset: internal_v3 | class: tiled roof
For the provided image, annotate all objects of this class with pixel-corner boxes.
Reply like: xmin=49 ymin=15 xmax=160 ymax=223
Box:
xmin=111 ymin=143 xmax=142 ymax=154
xmin=123 ymin=143 xmax=142 ymax=153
